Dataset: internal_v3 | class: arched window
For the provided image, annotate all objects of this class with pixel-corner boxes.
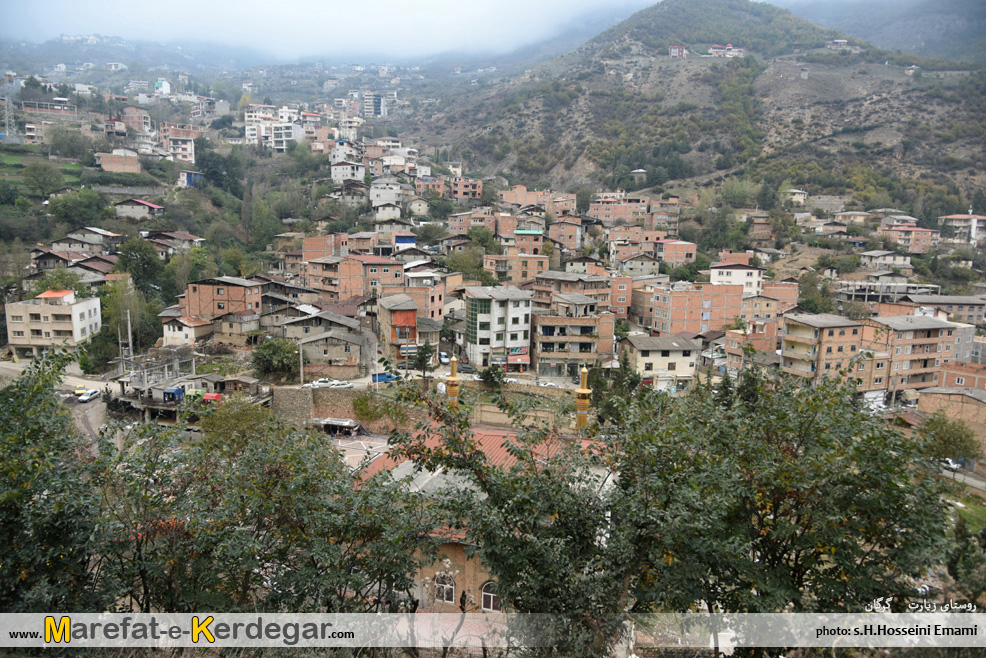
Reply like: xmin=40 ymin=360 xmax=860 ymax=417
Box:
xmin=481 ymin=581 xmax=501 ymax=611
xmin=434 ymin=574 xmax=455 ymax=604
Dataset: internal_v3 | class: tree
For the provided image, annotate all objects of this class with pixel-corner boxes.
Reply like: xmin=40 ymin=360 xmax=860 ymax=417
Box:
xmin=47 ymin=189 xmax=110 ymax=228
xmin=0 ymin=351 xmax=106 ymax=611
xmin=798 ymin=272 xmax=835 ymax=314
xmin=389 ymin=361 xmax=951 ymax=654
xmin=28 ymin=268 xmax=93 ymax=298
xmin=919 ymin=410 xmax=982 ymax=465
xmin=115 ymin=237 xmax=163 ymax=293
xmin=252 ymin=338 xmax=299 ymax=378
xmin=466 ymin=226 xmax=503 ymax=255
xmin=22 ymin=162 xmax=64 ymax=199
xmin=413 ymin=223 xmax=448 ymax=245
xmin=411 ymin=340 xmax=438 ymax=390
xmin=479 ymin=364 xmax=506 ymax=390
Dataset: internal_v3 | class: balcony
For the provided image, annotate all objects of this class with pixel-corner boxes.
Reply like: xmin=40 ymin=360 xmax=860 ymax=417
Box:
xmin=782 ymin=346 xmax=815 ymax=359
xmin=781 ymin=361 xmax=815 ymax=376
xmin=782 ymin=331 xmax=819 ymax=345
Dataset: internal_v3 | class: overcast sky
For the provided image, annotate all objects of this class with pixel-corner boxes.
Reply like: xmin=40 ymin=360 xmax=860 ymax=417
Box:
xmin=2 ymin=0 xmax=658 ymax=60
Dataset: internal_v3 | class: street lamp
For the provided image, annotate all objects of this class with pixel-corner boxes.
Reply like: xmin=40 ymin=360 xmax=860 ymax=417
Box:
xmin=297 ymin=348 xmax=303 ymax=385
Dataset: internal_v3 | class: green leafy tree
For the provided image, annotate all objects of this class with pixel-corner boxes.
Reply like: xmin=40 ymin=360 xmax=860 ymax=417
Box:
xmin=390 ymin=360 xmax=950 ymax=653
xmin=29 ymin=268 xmax=94 ymax=298
xmin=115 ymin=237 xmax=163 ymax=293
xmin=479 ymin=364 xmax=506 ymax=390
xmin=466 ymin=226 xmax=503 ymax=255
xmin=252 ymin=338 xmax=299 ymax=378
xmin=413 ymin=223 xmax=448 ymax=245
xmin=47 ymin=189 xmax=110 ymax=228
xmin=0 ymin=351 xmax=106 ymax=611
xmin=798 ymin=271 xmax=835 ymax=314
xmin=411 ymin=340 xmax=438 ymax=390
xmin=22 ymin=162 xmax=64 ymax=199
xmin=919 ymin=410 xmax=982 ymax=465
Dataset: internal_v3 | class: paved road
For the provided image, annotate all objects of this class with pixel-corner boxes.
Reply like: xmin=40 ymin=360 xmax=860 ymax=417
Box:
xmin=0 ymin=359 xmax=109 ymax=440
xmin=945 ymin=469 xmax=986 ymax=491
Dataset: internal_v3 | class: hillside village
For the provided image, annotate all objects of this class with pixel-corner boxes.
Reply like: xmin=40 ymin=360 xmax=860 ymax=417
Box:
xmin=3 ymin=1 xmax=986 ymax=649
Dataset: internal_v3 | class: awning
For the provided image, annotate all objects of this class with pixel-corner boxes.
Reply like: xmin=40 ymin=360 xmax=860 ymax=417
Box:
xmin=507 ymin=354 xmax=530 ymax=364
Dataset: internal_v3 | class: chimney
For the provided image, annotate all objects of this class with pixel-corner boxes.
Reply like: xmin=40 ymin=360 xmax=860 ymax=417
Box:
xmin=446 ymin=355 xmax=462 ymax=409
xmin=575 ymin=365 xmax=592 ymax=430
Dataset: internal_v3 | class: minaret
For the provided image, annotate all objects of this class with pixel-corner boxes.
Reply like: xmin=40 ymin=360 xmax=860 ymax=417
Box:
xmin=575 ymin=365 xmax=592 ymax=430
xmin=446 ymin=355 xmax=462 ymax=409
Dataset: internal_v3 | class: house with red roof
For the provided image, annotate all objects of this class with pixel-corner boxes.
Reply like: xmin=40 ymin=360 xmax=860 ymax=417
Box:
xmin=115 ymin=198 xmax=165 ymax=220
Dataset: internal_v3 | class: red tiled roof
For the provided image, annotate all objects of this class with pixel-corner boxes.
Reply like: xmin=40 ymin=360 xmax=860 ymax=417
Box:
xmin=119 ymin=199 xmax=164 ymax=209
xmin=37 ymin=289 xmax=73 ymax=298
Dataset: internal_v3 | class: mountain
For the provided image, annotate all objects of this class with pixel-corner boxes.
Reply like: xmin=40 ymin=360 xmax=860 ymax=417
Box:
xmin=773 ymin=0 xmax=986 ymax=65
xmin=0 ymin=35 xmax=273 ymax=74
xmin=404 ymin=0 xmax=985 ymax=206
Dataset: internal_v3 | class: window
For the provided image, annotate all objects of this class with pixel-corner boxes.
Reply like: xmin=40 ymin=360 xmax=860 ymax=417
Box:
xmin=826 ymin=346 xmax=833 ymax=354
xmin=217 ymin=288 xmax=225 ymax=295
xmin=12 ymin=331 xmax=23 ymax=337
xmin=496 ymin=333 xmax=504 ymax=341
xmin=907 ymin=331 xmax=913 ymax=339
xmin=345 ymin=345 xmax=351 ymax=353
xmin=434 ymin=575 xmax=455 ymax=604
xmin=852 ymin=328 xmax=858 ymax=335
xmin=957 ymin=377 xmax=966 ymax=385
xmin=510 ymin=333 xmax=518 ymax=341
xmin=523 ymin=330 xmax=529 ymax=340
xmin=79 ymin=312 xmax=85 ymax=321
xmin=217 ymin=303 xmax=225 ymax=310
xmin=479 ymin=322 xmax=490 ymax=331
xmin=323 ymin=349 xmax=329 ymax=356
xmin=512 ymin=317 xmax=519 ymax=325
xmin=482 ymin=582 xmax=501 ymax=612
xmin=838 ymin=329 xmax=845 ymax=336
xmin=661 ymin=350 xmax=670 ymax=357
xmin=370 ymin=267 xmax=378 ymax=273
xmin=828 ymin=330 xmax=834 ymax=337
xmin=9 ymin=315 xmax=22 ymax=322
xmin=875 ymin=377 xmax=883 ymax=385
xmin=837 ymin=346 xmax=843 ymax=353
xmin=382 ymin=267 xmax=390 ymax=273
xmin=668 ymin=362 xmax=676 ymax=371
xmin=682 ymin=350 xmax=691 ymax=357
xmin=644 ymin=363 xmax=653 ymax=371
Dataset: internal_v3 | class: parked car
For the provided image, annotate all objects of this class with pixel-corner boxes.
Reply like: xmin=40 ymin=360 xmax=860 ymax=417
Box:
xmin=74 ymin=384 xmax=88 ymax=396
xmin=457 ymin=363 xmax=476 ymax=373
xmin=504 ymin=378 xmax=520 ymax=384
xmin=78 ymin=389 xmax=101 ymax=403
xmin=311 ymin=378 xmax=340 ymax=388
xmin=439 ymin=351 xmax=450 ymax=365
xmin=942 ymin=458 xmax=961 ymax=472
xmin=329 ymin=381 xmax=355 ymax=389
xmin=538 ymin=382 xmax=559 ymax=388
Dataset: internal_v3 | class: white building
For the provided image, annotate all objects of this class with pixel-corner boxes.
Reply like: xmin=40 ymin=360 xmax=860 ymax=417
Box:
xmin=5 ymin=290 xmax=101 ymax=358
xmin=463 ymin=286 xmax=534 ymax=369
xmin=330 ymin=160 xmax=366 ymax=184
xmin=709 ymin=262 xmax=764 ymax=297
xmin=619 ymin=335 xmax=700 ymax=393
xmin=271 ymin=122 xmax=304 ymax=153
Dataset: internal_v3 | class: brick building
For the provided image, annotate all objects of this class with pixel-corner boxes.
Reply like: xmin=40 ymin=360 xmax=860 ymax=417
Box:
xmin=630 ymin=282 xmax=744 ymax=335
xmin=532 ymin=293 xmax=615 ymax=379
xmin=180 ymin=277 xmax=263 ymax=320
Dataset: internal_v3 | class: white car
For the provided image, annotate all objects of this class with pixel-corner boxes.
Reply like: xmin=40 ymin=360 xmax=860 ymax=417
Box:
xmin=942 ymin=458 xmax=961 ymax=472
xmin=329 ymin=381 xmax=355 ymax=389
xmin=504 ymin=378 xmax=520 ymax=384
xmin=307 ymin=378 xmax=340 ymax=388
xmin=78 ymin=389 xmax=101 ymax=403
xmin=538 ymin=381 xmax=559 ymax=388
xmin=439 ymin=351 xmax=450 ymax=365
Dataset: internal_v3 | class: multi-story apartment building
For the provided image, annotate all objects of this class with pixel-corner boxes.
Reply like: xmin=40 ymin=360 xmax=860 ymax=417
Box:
xmin=271 ymin=122 xmax=304 ymax=153
xmin=610 ymin=276 xmax=633 ymax=319
xmin=724 ymin=320 xmax=779 ymax=374
xmin=330 ymin=160 xmax=366 ymax=184
xmin=630 ymin=282 xmax=744 ymax=335
xmin=166 ymin=136 xmax=195 ymax=164
xmin=448 ymin=177 xmax=483 ymax=201
xmin=709 ymin=262 xmax=764 ymax=297
xmin=546 ymin=217 xmax=584 ymax=252
xmin=302 ymin=234 xmax=351 ymax=262
xmin=780 ymin=314 xmax=865 ymax=386
xmin=532 ymin=272 xmax=612 ymax=310
xmin=180 ymin=276 xmax=263 ymax=320
xmin=483 ymin=247 xmax=548 ymax=284
xmin=876 ymin=225 xmax=940 ymax=254
xmin=305 ymin=254 xmax=403 ymax=301
xmin=654 ymin=240 xmax=697 ymax=266
xmin=378 ymin=294 xmax=419 ymax=361
xmin=862 ymin=315 xmax=957 ymax=396
xmin=587 ymin=196 xmax=650 ymax=223
xmin=619 ymin=335 xmax=701 ymax=392
xmin=121 ymin=105 xmax=151 ymax=133
xmin=938 ymin=213 xmax=986 ymax=245
xmin=463 ymin=286 xmax=534 ymax=370
xmin=899 ymin=295 xmax=986 ymax=324
xmin=497 ymin=185 xmax=577 ymax=215
xmin=532 ymin=293 xmax=615 ymax=379
xmin=5 ymin=290 xmax=101 ymax=358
